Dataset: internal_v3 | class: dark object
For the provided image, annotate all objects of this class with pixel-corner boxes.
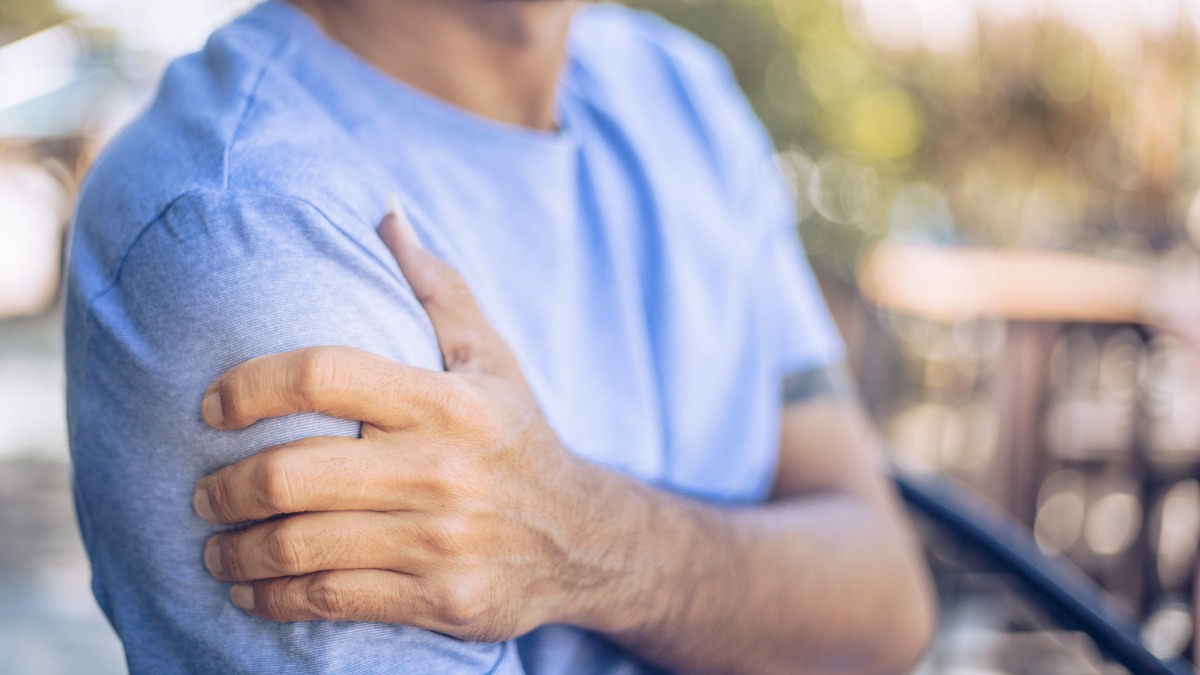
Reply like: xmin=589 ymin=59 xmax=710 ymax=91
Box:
xmin=893 ymin=467 xmax=1193 ymax=675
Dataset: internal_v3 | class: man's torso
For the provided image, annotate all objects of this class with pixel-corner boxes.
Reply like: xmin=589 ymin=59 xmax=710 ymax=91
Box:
xmin=66 ymin=2 xmax=840 ymax=672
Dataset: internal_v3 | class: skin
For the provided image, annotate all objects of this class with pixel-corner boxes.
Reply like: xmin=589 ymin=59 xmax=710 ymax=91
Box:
xmin=288 ymin=0 xmax=576 ymax=131
xmin=193 ymin=2 xmax=936 ymax=672
xmin=195 ymin=212 xmax=934 ymax=674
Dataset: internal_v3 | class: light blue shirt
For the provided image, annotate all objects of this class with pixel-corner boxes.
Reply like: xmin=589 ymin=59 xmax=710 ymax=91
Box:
xmin=65 ymin=2 xmax=843 ymax=672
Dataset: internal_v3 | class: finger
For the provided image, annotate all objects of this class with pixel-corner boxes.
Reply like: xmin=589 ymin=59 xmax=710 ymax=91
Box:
xmin=378 ymin=210 xmax=519 ymax=377
xmin=205 ymin=511 xmax=438 ymax=582
xmin=233 ymin=569 xmax=433 ymax=625
xmin=201 ymin=345 xmax=452 ymax=431
xmin=194 ymin=436 xmax=440 ymax=524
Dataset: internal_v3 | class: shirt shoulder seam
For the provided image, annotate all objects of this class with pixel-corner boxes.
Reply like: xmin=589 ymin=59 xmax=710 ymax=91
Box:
xmin=221 ymin=21 xmax=297 ymax=191
xmin=79 ymin=188 xmax=347 ymax=326
xmin=81 ymin=21 xmax=302 ymax=315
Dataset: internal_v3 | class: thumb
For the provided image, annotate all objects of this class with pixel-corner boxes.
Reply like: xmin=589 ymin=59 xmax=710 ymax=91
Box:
xmin=377 ymin=204 xmax=519 ymax=378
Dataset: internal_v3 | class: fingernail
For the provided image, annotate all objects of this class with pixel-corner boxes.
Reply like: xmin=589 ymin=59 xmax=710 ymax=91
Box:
xmin=386 ymin=192 xmax=403 ymax=220
xmin=231 ymin=584 xmax=255 ymax=611
xmin=201 ymin=391 xmax=224 ymax=427
xmin=383 ymin=192 xmax=423 ymax=250
xmin=193 ymin=486 xmax=216 ymax=522
xmin=203 ymin=537 xmax=223 ymax=577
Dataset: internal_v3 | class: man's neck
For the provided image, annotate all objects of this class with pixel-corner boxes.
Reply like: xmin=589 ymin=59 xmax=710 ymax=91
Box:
xmin=289 ymin=0 xmax=578 ymax=131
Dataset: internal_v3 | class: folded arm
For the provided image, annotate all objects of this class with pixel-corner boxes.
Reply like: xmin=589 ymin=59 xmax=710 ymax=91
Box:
xmin=68 ymin=192 xmax=517 ymax=673
xmin=197 ymin=212 xmax=936 ymax=674
xmin=585 ymin=368 xmax=935 ymax=675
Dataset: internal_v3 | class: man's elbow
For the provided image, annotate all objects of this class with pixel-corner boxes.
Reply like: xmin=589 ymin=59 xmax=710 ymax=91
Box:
xmin=887 ymin=563 xmax=937 ymax=673
xmin=863 ymin=543 xmax=937 ymax=675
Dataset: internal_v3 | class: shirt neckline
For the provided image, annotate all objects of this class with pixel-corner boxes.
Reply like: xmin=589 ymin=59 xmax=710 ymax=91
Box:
xmin=252 ymin=0 xmax=580 ymax=152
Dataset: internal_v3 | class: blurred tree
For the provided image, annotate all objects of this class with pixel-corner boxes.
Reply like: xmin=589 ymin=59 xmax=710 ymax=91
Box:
xmin=630 ymin=0 xmax=1200 ymax=281
xmin=629 ymin=0 xmax=925 ymax=278
xmin=0 ymin=0 xmax=65 ymax=45
xmin=632 ymin=4 xmax=1200 ymax=661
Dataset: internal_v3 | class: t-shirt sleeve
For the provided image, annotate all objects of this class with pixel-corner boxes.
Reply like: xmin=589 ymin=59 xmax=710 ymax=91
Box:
xmin=761 ymin=181 xmax=848 ymax=377
xmin=67 ymin=191 xmax=523 ymax=674
xmin=682 ymin=36 xmax=846 ymax=378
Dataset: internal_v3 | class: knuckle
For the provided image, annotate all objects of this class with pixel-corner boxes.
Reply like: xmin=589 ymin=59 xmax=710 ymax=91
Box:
xmin=427 ymin=264 xmax=470 ymax=303
xmin=256 ymin=454 xmax=301 ymax=514
xmin=444 ymin=272 xmax=473 ymax=304
xmin=424 ymin=518 xmax=469 ymax=558
xmin=215 ymin=377 xmax=245 ymax=424
xmin=436 ymin=375 xmax=467 ymax=407
xmin=437 ymin=379 xmax=482 ymax=424
xmin=294 ymin=348 xmax=343 ymax=410
xmin=256 ymin=582 xmax=290 ymax=622
xmin=454 ymin=470 xmax=488 ymax=505
xmin=306 ymin=572 xmax=350 ymax=620
xmin=203 ymin=475 xmax=232 ymax=521
xmin=445 ymin=334 xmax=480 ymax=370
xmin=265 ymin=522 xmax=307 ymax=576
xmin=423 ymin=454 xmax=458 ymax=492
xmin=423 ymin=455 xmax=482 ymax=506
xmin=438 ymin=576 xmax=486 ymax=628
xmin=218 ymin=536 xmax=245 ymax=581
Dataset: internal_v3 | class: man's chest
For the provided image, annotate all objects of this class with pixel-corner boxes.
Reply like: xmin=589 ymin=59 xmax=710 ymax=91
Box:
xmin=395 ymin=147 xmax=782 ymax=500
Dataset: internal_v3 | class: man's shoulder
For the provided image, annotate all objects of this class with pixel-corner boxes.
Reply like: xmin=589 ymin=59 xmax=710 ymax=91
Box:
xmin=74 ymin=13 xmax=387 ymax=290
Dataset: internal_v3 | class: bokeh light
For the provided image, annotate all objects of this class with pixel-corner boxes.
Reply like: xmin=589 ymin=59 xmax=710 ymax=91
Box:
xmin=0 ymin=158 xmax=65 ymax=317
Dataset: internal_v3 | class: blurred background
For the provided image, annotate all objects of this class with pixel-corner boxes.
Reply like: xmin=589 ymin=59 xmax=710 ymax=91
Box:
xmin=4 ymin=0 xmax=1200 ymax=672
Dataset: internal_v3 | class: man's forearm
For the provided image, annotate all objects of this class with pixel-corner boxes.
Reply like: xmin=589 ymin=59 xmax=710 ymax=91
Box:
xmin=558 ymin=464 xmax=934 ymax=675
xmin=191 ymin=229 xmax=934 ymax=668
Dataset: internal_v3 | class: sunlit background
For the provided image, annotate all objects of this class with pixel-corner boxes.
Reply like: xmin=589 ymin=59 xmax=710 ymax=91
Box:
xmin=5 ymin=0 xmax=1200 ymax=672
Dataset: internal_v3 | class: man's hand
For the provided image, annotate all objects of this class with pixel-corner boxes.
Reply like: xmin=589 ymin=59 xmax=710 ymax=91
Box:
xmin=195 ymin=210 xmax=934 ymax=674
xmin=194 ymin=210 xmax=589 ymax=641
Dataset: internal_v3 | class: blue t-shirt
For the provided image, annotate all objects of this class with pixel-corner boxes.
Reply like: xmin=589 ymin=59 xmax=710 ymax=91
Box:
xmin=65 ymin=1 xmax=843 ymax=672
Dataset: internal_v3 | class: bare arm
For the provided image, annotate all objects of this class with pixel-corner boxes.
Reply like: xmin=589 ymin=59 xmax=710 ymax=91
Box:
xmin=195 ymin=216 xmax=934 ymax=674
xmin=569 ymin=367 xmax=935 ymax=674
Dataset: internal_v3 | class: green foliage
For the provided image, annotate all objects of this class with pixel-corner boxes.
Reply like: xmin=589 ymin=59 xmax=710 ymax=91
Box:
xmin=630 ymin=0 xmax=1200 ymax=280
xmin=629 ymin=0 xmax=924 ymax=277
